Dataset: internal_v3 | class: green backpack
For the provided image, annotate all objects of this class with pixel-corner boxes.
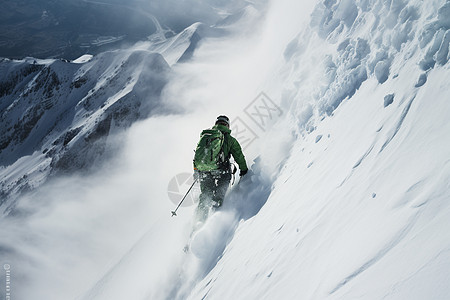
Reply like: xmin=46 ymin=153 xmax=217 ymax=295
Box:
xmin=194 ymin=129 xmax=225 ymax=171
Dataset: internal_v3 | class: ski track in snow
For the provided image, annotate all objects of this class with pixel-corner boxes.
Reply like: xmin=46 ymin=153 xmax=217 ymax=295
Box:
xmin=166 ymin=168 xmax=272 ymax=299
xmin=379 ymin=95 xmax=416 ymax=153
xmin=352 ymin=143 xmax=375 ymax=169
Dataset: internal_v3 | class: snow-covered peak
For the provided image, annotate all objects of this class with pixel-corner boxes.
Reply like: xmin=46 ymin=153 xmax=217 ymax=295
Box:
xmin=72 ymin=55 xmax=94 ymax=64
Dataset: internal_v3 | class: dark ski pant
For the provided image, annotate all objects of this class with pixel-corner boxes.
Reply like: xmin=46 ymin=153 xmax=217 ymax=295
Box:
xmin=196 ymin=171 xmax=231 ymax=222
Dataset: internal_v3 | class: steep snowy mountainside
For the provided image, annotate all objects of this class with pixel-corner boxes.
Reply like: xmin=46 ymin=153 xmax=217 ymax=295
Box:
xmin=190 ymin=66 xmax=450 ymax=300
xmin=186 ymin=0 xmax=450 ymax=299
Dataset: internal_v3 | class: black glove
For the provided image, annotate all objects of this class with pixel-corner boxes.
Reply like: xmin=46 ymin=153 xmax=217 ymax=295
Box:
xmin=239 ymin=169 xmax=248 ymax=176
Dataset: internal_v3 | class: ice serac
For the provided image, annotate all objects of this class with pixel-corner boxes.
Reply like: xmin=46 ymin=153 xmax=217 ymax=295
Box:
xmin=0 ymin=50 xmax=170 ymax=207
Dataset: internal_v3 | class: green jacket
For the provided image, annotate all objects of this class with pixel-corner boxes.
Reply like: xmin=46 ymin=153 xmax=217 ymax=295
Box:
xmin=207 ymin=124 xmax=248 ymax=171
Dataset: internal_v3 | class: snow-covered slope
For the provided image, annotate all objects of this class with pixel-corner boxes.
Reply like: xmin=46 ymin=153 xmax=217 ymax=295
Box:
xmin=189 ymin=62 xmax=450 ymax=300
xmin=1 ymin=0 xmax=449 ymax=299
xmin=186 ymin=0 xmax=450 ymax=298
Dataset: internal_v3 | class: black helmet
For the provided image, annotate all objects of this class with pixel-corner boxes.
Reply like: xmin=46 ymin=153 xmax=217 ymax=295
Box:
xmin=216 ymin=115 xmax=230 ymax=127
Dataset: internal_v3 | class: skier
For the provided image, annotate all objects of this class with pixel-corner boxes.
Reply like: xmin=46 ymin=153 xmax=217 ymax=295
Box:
xmin=193 ymin=115 xmax=248 ymax=221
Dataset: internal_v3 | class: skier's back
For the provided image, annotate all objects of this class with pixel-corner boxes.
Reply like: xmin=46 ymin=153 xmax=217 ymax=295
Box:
xmin=193 ymin=115 xmax=248 ymax=221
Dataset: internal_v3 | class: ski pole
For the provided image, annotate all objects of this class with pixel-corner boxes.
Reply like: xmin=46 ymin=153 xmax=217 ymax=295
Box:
xmin=171 ymin=178 xmax=198 ymax=217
